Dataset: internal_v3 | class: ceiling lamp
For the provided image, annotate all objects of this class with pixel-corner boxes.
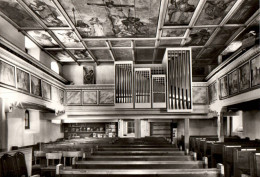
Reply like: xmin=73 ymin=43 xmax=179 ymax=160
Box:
xmin=222 ymin=41 xmax=242 ymax=55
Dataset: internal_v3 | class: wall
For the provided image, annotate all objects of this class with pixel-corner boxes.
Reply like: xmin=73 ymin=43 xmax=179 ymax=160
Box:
xmin=7 ymin=108 xmax=63 ymax=150
xmin=62 ymin=63 xmax=114 ymax=84
xmin=177 ymin=118 xmax=218 ymax=140
xmin=242 ymin=110 xmax=260 ymax=140
xmin=0 ymin=16 xmax=25 ymax=51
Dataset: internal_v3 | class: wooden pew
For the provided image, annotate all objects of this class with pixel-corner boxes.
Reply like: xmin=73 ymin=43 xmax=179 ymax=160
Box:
xmin=233 ymin=147 xmax=260 ymax=177
xmin=56 ymin=163 xmax=224 ymax=177
xmin=249 ymin=152 xmax=260 ymax=177
xmin=97 ymin=147 xmax=179 ymax=151
xmin=85 ymin=155 xmax=195 ymax=161
xmin=92 ymin=150 xmax=185 ymax=156
xmin=74 ymin=158 xmax=208 ymax=169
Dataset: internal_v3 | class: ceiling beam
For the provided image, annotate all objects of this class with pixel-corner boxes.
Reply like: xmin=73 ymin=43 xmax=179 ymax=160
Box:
xmin=52 ymin=0 xmax=98 ymax=65
xmin=106 ymin=41 xmax=115 ymax=62
xmin=82 ymin=38 xmax=157 ymax=41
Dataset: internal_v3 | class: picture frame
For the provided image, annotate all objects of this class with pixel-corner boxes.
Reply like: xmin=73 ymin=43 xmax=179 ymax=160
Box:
xmin=239 ymin=62 xmax=250 ymax=91
xmin=42 ymin=81 xmax=51 ymax=100
xmin=83 ymin=65 xmax=95 ymax=84
xmin=250 ymin=55 xmax=260 ymax=87
xmin=0 ymin=60 xmax=16 ymax=87
xmin=16 ymin=68 xmax=30 ymax=92
xmin=192 ymin=86 xmax=207 ymax=104
xmin=219 ymin=75 xmax=228 ymax=98
xmin=31 ymin=75 xmax=42 ymax=96
xmin=228 ymin=69 xmax=239 ymax=95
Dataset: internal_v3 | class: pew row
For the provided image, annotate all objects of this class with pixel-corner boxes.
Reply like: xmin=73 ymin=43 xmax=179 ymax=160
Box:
xmin=93 ymin=151 xmax=185 ymax=156
xmin=56 ymin=164 xmax=225 ymax=177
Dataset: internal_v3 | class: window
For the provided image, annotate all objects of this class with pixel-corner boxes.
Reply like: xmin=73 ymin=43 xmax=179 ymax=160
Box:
xmin=25 ymin=110 xmax=30 ymax=129
xmin=51 ymin=61 xmax=59 ymax=74
xmin=127 ymin=121 xmax=135 ymax=134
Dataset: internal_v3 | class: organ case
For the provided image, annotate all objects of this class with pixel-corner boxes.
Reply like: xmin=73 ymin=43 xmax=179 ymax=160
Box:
xmin=163 ymin=48 xmax=192 ymax=112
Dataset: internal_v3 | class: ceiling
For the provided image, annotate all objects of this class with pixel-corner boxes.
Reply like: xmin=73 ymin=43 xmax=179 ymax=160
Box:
xmin=0 ymin=0 xmax=259 ymax=78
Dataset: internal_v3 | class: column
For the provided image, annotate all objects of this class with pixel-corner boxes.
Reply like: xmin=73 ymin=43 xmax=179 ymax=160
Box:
xmin=217 ymin=112 xmax=225 ymax=142
xmin=184 ymin=118 xmax=190 ymax=150
xmin=226 ymin=116 xmax=231 ymax=137
xmin=0 ymin=98 xmax=8 ymax=151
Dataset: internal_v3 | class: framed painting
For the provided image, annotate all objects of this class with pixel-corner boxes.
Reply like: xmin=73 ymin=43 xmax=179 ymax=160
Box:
xmin=82 ymin=91 xmax=97 ymax=105
xmin=192 ymin=87 xmax=207 ymax=104
xmin=239 ymin=62 xmax=250 ymax=91
xmin=0 ymin=60 xmax=16 ymax=87
xmin=208 ymin=82 xmax=217 ymax=103
xmin=17 ymin=68 xmax=30 ymax=92
xmin=31 ymin=75 xmax=42 ymax=96
xmin=83 ymin=66 xmax=95 ymax=84
xmin=42 ymin=81 xmax=51 ymax=100
xmin=219 ymin=75 xmax=228 ymax=98
xmin=251 ymin=55 xmax=260 ymax=87
xmin=66 ymin=91 xmax=81 ymax=105
xmin=228 ymin=70 xmax=239 ymax=95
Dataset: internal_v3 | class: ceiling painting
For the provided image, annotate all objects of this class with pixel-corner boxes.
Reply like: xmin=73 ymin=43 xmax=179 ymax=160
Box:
xmin=210 ymin=27 xmax=239 ymax=45
xmin=195 ymin=0 xmax=237 ymax=26
xmin=113 ymin=49 xmax=133 ymax=60
xmin=161 ymin=28 xmax=187 ymax=37
xmin=52 ymin=30 xmax=84 ymax=48
xmin=110 ymin=40 xmax=131 ymax=47
xmin=90 ymin=49 xmax=113 ymax=60
xmin=27 ymin=30 xmax=59 ymax=48
xmin=135 ymin=40 xmax=155 ymax=47
xmin=69 ymin=50 xmax=92 ymax=60
xmin=0 ymin=0 xmax=41 ymax=27
xmin=164 ymin=0 xmax=200 ymax=26
xmin=85 ymin=40 xmax=108 ymax=47
xmin=59 ymin=0 xmax=160 ymax=38
xmin=227 ymin=0 xmax=259 ymax=24
xmin=47 ymin=50 xmax=74 ymax=62
xmin=23 ymin=0 xmax=68 ymax=27
xmin=185 ymin=28 xmax=215 ymax=46
xmin=199 ymin=46 xmax=224 ymax=59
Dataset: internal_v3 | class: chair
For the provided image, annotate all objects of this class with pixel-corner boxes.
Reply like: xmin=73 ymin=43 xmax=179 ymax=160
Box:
xmin=34 ymin=151 xmax=46 ymax=166
xmin=46 ymin=152 xmax=62 ymax=167
xmin=62 ymin=151 xmax=83 ymax=167
xmin=1 ymin=153 xmax=18 ymax=177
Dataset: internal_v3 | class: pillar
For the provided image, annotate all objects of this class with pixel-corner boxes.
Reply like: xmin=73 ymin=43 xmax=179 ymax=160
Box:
xmin=226 ymin=116 xmax=231 ymax=137
xmin=217 ymin=112 xmax=225 ymax=142
xmin=184 ymin=118 xmax=190 ymax=150
xmin=0 ymin=98 xmax=8 ymax=151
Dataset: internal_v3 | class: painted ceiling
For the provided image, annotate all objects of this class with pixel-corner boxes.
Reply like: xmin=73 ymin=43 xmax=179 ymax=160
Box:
xmin=0 ymin=0 xmax=259 ymax=78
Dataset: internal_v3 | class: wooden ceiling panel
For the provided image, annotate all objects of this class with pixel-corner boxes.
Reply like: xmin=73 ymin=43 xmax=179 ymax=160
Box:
xmin=210 ymin=27 xmax=239 ymax=45
xmin=23 ymin=0 xmax=68 ymax=27
xmin=0 ymin=0 xmax=41 ymax=28
xmin=59 ymin=0 xmax=160 ymax=38
xmin=110 ymin=41 xmax=131 ymax=47
xmin=135 ymin=40 xmax=155 ymax=47
xmin=69 ymin=50 xmax=92 ymax=60
xmin=27 ymin=30 xmax=59 ymax=48
xmin=47 ymin=50 xmax=74 ymax=62
xmin=161 ymin=29 xmax=187 ymax=37
xmin=227 ymin=0 xmax=259 ymax=24
xmin=195 ymin=0 xmax=237 ymax=26
xmin=52 ymin=30 xmax=84 ymax=48
xmin=164 ymin=0 xmax=200 ymax=26
xmin=90 ymin=49 xmax=113 ymax=60
xmin=113 ymin=49 xmax=133 ymax=61
xmin=159 ymin=39 xmax=182 ymax=47
xmin=185 ymin=28 xmax=215 ymax=46
xmin=85 ymin=41 xmax=107 ymax=47
xmin=136 ymin=49 xmax=154 ymax=61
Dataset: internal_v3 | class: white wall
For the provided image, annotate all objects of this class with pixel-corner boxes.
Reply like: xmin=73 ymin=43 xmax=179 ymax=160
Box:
xmin=7 ymin=108 xmax=63 ymax=150
xmin=242 ymin=110 xmax=260 ymax=140
xmin=62 ymin=63 xmax=114 ymax=84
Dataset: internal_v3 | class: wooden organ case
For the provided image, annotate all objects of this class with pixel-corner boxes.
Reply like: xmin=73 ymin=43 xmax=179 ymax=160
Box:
xmin=115 ymin=61 xmax=133 ymax=108
xmin=163 ymin=48 xmax=192 ymax=112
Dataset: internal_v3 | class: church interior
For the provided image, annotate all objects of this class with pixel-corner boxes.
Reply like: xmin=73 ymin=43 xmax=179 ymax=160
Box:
xmin=0 ymin=0 xmax=259 ymax=176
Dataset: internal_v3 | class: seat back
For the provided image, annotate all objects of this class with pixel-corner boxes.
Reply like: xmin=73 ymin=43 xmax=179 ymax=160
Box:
xmin=62 ymin=151 xmax=83 ymax=166
xmin=46 ymin=152 xmax=62 ymax=166
xmin=14 ymin=152 xmax=28 ymax=177
xmin=1 ymin=153 xmax=18 ymax=177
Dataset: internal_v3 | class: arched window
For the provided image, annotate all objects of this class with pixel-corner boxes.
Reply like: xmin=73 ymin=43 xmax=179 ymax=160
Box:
xmin=25 ymin=110 xmax=30 ymax=129
xmin=51 ymin=61 xmax=59 ymax=74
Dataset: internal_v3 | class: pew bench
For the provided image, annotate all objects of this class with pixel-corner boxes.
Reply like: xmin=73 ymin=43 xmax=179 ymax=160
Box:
xmin=74 ymin=158 xmax=208 ymax=169
xmin=56 ymin=163 xmax=224 ymax=177
xmin=93 ymin=150 xmax=185 ymax=156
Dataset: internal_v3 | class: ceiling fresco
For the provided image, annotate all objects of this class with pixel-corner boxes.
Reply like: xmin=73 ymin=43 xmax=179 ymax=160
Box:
xmin=0 ymin=0 xmax=259 ymax=78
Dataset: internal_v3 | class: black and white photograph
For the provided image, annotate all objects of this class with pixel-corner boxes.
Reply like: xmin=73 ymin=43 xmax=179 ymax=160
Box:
xmin=0 ymin=0 xmax=259 ymax=177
